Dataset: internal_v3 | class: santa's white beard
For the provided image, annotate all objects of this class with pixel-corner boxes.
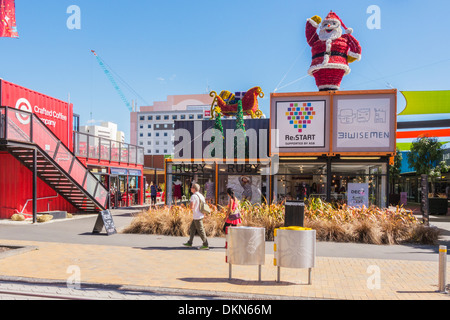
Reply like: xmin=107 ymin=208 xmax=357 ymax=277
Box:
xmin=318 ymin=28 xmax=342 ymax=41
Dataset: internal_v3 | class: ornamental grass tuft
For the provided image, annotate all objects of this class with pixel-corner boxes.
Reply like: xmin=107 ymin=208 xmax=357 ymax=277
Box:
xmin=122 ymin=198 xmax=440 ymax=245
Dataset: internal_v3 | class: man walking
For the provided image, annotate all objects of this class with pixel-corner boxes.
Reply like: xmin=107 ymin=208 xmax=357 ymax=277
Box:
xmin=183 ymin=183 xmax=209 ymax=250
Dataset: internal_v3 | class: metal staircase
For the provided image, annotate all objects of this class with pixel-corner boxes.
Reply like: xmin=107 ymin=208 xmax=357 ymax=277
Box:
xmin=0 ymin=106 xmax=108 ymax=213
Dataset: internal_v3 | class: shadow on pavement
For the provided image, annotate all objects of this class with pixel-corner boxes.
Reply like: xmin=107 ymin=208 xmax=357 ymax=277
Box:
xmin=178 ymin=277 xmax=298 ymax=286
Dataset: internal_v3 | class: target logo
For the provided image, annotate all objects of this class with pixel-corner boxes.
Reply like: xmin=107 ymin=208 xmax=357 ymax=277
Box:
xmin=15 ymin=98 xmax=32 ymax=125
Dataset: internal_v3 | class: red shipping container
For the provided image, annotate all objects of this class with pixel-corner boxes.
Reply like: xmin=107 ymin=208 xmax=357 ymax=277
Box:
xmin=0 ymin=80 xmax=76 ymax=219
xmin=1 ymin=80 xmax=73 ymax=149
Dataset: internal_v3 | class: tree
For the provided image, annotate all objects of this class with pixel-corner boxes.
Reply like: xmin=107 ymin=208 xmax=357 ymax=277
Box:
xmin=407 ymin=136 xmax=444 ymax=195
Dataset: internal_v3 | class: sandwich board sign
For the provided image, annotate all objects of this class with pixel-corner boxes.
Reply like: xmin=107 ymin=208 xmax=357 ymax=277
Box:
xmin=92 ymin=210 xmax=117 ymax=235
xmin=347 ymin=183 xmax=369 ymax=208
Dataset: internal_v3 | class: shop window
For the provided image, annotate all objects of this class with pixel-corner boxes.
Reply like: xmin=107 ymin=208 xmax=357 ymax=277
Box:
xmin=217 ymin=164 xmax=269 ymax=206
xmin=167 ymin=164 xmax=216 ymax=206
xmin=274 ymin=163 xmax=327 ymax=203
xmin=331 ymin=162 xmax=387 ymax=208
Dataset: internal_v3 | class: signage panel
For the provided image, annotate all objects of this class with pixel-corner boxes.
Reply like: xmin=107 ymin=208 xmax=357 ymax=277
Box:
xmin=275 ymin=100 xmax=326 ymax=148
xmin=347 ymin=183 xmax=369 ymax=208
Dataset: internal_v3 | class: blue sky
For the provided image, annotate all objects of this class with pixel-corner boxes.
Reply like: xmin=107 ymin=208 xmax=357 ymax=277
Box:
xmin=1 ymin=0 xmax=450 ymax=142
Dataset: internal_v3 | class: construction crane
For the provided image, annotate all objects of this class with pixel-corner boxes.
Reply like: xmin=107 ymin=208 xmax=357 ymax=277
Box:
xmin=91 ymin=50 xmax=133 ymax=112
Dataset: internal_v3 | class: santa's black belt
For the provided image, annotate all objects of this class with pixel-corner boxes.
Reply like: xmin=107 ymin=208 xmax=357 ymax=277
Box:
xmin=312 ymin=52 xmax=348 ymax=59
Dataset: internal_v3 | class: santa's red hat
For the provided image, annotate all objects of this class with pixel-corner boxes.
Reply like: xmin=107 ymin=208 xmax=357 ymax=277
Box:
xmin=324 ymin=11 xmax=353 ymax=34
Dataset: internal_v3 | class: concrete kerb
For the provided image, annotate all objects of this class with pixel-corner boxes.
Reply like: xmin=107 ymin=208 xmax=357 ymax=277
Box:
xmin=0 ymin=275 xmax=316 ymax=300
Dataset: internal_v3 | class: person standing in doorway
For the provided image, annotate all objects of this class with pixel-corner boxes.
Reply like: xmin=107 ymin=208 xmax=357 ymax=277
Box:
xmin=183 ymin=183 xmax=209 ymax=250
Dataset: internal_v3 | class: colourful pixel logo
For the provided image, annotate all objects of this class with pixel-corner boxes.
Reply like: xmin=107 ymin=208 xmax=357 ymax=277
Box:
xmin=285 ymin=103 xmax=316 ymax=133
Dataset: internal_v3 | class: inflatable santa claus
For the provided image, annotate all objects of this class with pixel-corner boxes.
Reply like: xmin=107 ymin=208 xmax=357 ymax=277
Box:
xmin=306 ymin=11 xmax=361 ymax=91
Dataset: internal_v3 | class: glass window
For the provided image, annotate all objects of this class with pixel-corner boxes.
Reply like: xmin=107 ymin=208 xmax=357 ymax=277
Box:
xmin=217 ymin=163 xmax=270 ymax=206
xmin=189 ymin=114 xmax=194 ymax=120
xmin=156 ymin=133 xmax=160 ymax=137
xmin=147 ymin=141 xmax=151 ymax=145
xmin=331 ymin=162 xmax=387 ymax=208
xmin=156 ymin=116 xmax=161 ymax=121
xmin=168 ymin=163 xmax=216 ymax=206
xmin=140 ymin=116 xmax=145 ymax=121
xmin=172 ymin=115 xmax=178 ymax=120
xmin=148 ymin=116 xmax=152 ymax=121
xmin=139 ymin=125 xmax=143 ymax=129
xmin=164 ymin=115 xmax=169 ymax=120
xmin=148 ymin=124 xmax=152 ymax=129
xmin=274 ymin=162 xmax=327 ymax=203
xmin=148 ymin=133 xmax=151 ymax=137
xmin=139 ymin=133 xmax=143 ymax=137
xmin=197 ymin=114 xmax=203 ymax=119
xmin=181 ymin=115 xmax=186 ymax=120
xmin=164 ymin=132 xmax=168 ymax=137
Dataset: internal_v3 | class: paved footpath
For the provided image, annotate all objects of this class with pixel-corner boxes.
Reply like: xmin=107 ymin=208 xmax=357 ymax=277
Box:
xmin=0 ymin=238 xmax=448 ymax=300
xmin=0 ymin=207 xmax=449 ymax=300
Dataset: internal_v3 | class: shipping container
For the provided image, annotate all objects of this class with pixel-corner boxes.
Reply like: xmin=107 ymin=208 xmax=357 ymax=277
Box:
xmin=0 ymin=80 xmax=76 ymax=219
xmin=1 ymin=80 xmax=73 ymax=149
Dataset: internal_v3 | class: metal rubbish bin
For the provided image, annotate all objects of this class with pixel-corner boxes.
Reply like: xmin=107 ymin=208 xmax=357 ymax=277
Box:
xmin=284 ymin=201 xmax=305 ymax=227
xmin=226 ymin=227 xmax=266 ymax=281
xmin=274 ymin=227 xmax=316 ymax=284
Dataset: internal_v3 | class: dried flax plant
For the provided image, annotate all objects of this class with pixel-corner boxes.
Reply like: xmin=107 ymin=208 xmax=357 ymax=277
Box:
xmin=122 ymin=198 xmax=440 ymax=245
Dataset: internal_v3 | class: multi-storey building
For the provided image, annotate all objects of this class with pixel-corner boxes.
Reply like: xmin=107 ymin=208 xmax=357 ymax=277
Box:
xmin=79 ymin=121 xmax=125 ymax=143
xmin=130 ymin=94 xmax=213 ymax=155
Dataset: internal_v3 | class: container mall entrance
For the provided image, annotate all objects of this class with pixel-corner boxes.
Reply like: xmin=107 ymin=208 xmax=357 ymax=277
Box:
xmin=166 ymin=89 xmax=397 ymax=209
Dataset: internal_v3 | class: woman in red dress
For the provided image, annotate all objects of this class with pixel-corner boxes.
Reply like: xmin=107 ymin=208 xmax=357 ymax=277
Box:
xmin=223 ymin=188 xmax=242 ymax=233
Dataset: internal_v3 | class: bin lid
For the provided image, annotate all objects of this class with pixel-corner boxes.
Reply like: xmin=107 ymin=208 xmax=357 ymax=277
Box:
xmin=277 ymin=226 xmax=312 ymax=231
xmin=285 ymin=201 xmax=305 ymax=206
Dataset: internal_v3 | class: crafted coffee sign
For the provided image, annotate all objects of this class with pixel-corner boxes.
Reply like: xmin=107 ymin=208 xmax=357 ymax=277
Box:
xmin=275 ymin=100 xmax=326 ymax=148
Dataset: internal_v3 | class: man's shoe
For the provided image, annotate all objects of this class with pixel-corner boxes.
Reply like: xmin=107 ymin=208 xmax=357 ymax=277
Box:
xmin=198 ymin=245 xmax=209 ymax=250
xmin=183 ymin=242 xmax=192 ymax=247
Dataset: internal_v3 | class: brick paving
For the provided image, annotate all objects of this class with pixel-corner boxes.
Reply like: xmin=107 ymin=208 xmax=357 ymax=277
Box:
xmin=0 ymin=239 xmax=448 ymax=300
